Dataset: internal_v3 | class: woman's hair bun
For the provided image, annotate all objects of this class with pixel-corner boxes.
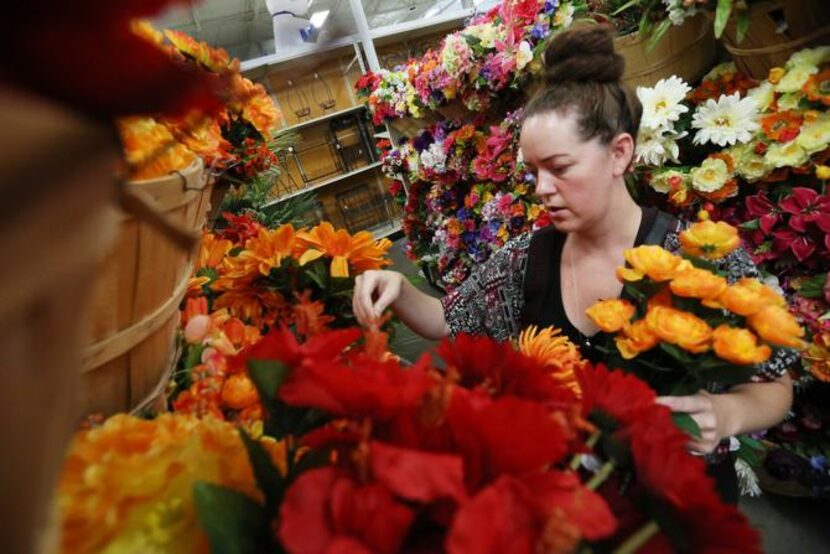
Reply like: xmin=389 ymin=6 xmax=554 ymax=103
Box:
xmin=543 ymin=24 xmax=625 ymax=85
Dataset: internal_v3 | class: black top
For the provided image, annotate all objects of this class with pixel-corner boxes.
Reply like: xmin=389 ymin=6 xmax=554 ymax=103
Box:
xmin=525 ymin=207 xmax=663 ymax=363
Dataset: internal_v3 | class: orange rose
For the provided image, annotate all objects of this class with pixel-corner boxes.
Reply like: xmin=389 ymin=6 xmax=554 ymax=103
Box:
xmin=585 ymin=299 xmax=636 ymax=333
xmin=717 ymin=278 xmax=786 ymax=316
xmin=679 ymin=220 xmax=740 ymax=260
xmin=712 ymin=325 xmax=772 ymax=365
xmin=221 ymin=373 xmax=260 ymax=410
xmin=746 ymin=305 xmax=807 ymax=350
xmin=620 ymin=245 xmax=685 ymax=282
xmin=670 ymin=267 xmax=728 ymax=300
xmin=615 ymin=320 xmax=659 ymax=360
xmin=645 ymin=305 xmax=712 ymax=353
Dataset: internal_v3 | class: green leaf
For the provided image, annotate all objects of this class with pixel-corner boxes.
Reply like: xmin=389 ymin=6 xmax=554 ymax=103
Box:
xmin=193 ymin=482 xmax=270 ymax=554
xmin=229 ymin=246 xmax=244 ymax=257
xmin=611 ymin=0 xmax=643 ymax=16
xmin=659 ymin=342 xmax=696 ymax=364
xmin=798 ymin=273 xmax=828 ymax=299
xmin=184 ymin=343 xmax=206 ymax=371
xmin=735 ymin=11 xmax=750 ymax=44
xmin=737 ymin=434 xmax=765 ymax=466
xmin=196 ymin=266 xmax=220 ymax=281
xmin=738 ymin=219 xmax=761 ymax=233
xmin=248 ymin=359 xmax=291 ymax=399
xmin=647 ymin=19 xmax=672 ymax=51
xmin=238 ymin=429 xmax=285 ymax=516
xmin=672 ymin=412 xmax=702 ymax=438
xmin=714 ymin=0 xmax=734 ymax=39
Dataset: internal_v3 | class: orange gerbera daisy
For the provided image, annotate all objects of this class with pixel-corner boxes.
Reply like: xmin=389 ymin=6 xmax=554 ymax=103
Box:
xmin=163 ymin=29 xmax=236 ymax=73
xmin=162 ymin=111 xmax=233 ymax=169
xmin=240 ymin=225 xmax=298 ymax=277
xmin=518 ymin=325 xmax=585 ymax=395
xmin=760 ymin=110 xmax=803 ymax=143
xmin=198 ymin=231 xmax=233 ymax=270
xmin=296 ymin=222 xmax=392 ymax=278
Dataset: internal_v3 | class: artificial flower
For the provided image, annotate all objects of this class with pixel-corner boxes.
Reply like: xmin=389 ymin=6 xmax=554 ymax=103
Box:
xmin=635 ymin=127 xmax=683 ymax=166
xmin=118 ymin=117 xmax=197 ymax=180
xmin=678 ymin=219 xmax=740 ymax=259
xmin=729 ymin=142 xmax=772 ymax=182
xmin=817 ymin=165 xmax=830 ymax=180
xmin=779 ymin=187 xmax=830 ymax=233
xmin=764 ymin=140 xmax=810 ymax=168
xmin=618 ymin=245 xmax=685 ymax=282
xmin=760 ymin=110 xmax=803 ymax=143
xmin=670 ymin=267 xmax=728 ymax=300
xmin=804 ymin=332 xmax=830 ymax=382
xmin=747 ymin=81 xmax=775 ymax=111
xmin=787 ymin=46 xmax=830 ymax=69
xmin=517 ymin=325 xmax=584 ymax=395
xmin=716 ymin=278 xmax=786 ymax=316
xmin=746 ymin=305 xmax=807 ymax=349
xmin=585 ymin=299 xmax=636 ymax=333
xmin=692 ymin=93 xmax=759 ymax=147
xmin=690 ymin=156 xmax=732 ymax=193
xmin=296 ymin=222 xmax=392 ymax=278
xmin=615 ymin=320 xmax=660 ymax=359
xmin=637 ymin=76 xmax=691 ymax=131
xmin=802 ymin=69 xmax=830 ymax=106
xmin=775 ymin=64 xmax=818 ymax=93
xmin=220 ymin=373 xmax=259 ymax=410
xmin=712 ymin=325 xmax=772 ymax=365
xmin=795 ymin=113 xmax=830 ymax=154
xmin=648 ymin=169 xmax=688 ymax=194
xmin=645 ymin=305 xmax=712 ymax=353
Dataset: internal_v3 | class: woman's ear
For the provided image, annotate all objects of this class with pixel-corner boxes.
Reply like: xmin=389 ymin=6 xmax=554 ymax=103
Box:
xmin=610 ymin=132 xmax=635 ymax=177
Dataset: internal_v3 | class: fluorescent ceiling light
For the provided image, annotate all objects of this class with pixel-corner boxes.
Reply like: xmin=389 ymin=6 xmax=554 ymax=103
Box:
xmin=309 ymin=9 xmax=329 ymax=28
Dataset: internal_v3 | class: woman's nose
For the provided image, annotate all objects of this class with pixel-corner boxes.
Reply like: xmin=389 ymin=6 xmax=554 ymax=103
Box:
xmin=534 ymin=172 xmax=558 ymax=197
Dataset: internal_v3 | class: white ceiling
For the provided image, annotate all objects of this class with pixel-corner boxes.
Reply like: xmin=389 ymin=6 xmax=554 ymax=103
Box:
xmin=155 ymin=0 xmax=479 ymax=62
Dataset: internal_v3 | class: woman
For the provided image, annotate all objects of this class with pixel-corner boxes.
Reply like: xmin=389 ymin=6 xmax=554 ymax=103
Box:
xmin=352 ymin=25 xmax=794 ymax=503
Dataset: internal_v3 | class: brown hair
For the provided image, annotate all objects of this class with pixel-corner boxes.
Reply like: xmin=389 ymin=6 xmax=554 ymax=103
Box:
xmin=523 ymin=24 xmax=642 ymax=145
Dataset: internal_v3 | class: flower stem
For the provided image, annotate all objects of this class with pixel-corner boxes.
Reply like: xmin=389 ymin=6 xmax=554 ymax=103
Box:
xmin=586 ymin=460 xmax=615 ymax=490
xmin=570 ymin=430 xmax=602 ymax=470
xmin=613 ymin=521 xmax=660 ymax=554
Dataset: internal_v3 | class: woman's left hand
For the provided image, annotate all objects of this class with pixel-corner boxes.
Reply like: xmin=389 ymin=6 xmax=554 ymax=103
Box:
xmin=656 ymin=392 xmax=729 ymax=455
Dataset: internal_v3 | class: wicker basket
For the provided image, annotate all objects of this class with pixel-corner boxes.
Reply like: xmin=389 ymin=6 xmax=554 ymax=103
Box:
xmin=712 ymin=0 xmax=830 ymax=80
xmin=616 ymin=14 xmax=717 ymax=89
xmin=81 ymin=158 xmax=212 ymax=416
xmin=0 ymin=88 xmax=119 ymax=554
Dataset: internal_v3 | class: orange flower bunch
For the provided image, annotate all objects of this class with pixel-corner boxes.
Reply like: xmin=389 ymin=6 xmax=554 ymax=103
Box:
xmin=586 ymin=221 xmax=805 ymax=394
xmin=117 ymin=116 xmax=198 ymax=180
xmin=58 ymin=413 xmax=285 ymax=554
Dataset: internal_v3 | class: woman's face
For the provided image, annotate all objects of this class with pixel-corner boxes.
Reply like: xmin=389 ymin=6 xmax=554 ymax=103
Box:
xmin=520 ymin=110 xmax=631 ymax=234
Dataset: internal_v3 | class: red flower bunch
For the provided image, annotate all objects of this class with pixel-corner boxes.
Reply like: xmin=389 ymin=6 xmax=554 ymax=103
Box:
xmin=744 ymin=187 xmax=830 ymax=269
xmin=222 ymin=327 xmax=761 ymax=553
xmin=687 ymin=65 xmax=759 ymax=105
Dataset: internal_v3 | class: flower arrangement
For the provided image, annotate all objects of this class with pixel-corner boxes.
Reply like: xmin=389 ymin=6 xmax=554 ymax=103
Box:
xmin=358 ymin=0 xmax=578 ymax=123
xmin=152 ymin=324 xmax=761 ymax=553
xmin=586 ymin=219 xmax=805 ymax=395
xmin=170 ymin=217 xmax=393 ymax=422
xmin=118 ymin=22 xmax=282 ymax=182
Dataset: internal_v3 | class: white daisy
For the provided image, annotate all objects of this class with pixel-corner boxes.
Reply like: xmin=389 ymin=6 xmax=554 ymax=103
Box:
xmin=637 ymin=76 xmax=692 ymax=131
xmin=635 ymin=128 xmax=684 ymax=167
xmin=692 ymin=93 xmax=760 ymax=147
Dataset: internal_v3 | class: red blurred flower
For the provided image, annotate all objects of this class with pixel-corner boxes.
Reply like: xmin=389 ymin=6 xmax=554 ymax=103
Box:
xmin=576 ymin=364 xmax=656 ymax=429
xmin=2 ymin=1 xmax=223 ymax=117
xmin=216 ymin=211 xmax=264 ymax=244
xmin=279 ymin=467 xmax=414 ymax=554
xmin=230 ymin=326 xmax=361 ymax=372
xmin=370 ymin=441 xmax=467 ymax=504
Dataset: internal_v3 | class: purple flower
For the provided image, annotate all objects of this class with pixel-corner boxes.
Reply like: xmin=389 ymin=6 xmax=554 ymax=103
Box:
xmin=544 ymin=0 xmax=559 ymax=14
xmin=413 ymin=131 xmax=434 ymax=153
xmin=810 ymin=455 xmax=827 ymax=472
xmin=531 ymin=23 xmax=549 ymax=40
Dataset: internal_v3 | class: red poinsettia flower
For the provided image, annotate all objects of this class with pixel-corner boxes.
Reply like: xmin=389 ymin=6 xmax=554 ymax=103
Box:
xmin=279 ymin=467 xmax=414 ymax=554
xmin=779 ymin=187 xmax=830 ymax=234
xmin=278 ymin=355 xmax=436 ymax=421
xmin=745 ymin=191 xmax=782 ymax=234
xmin=216 ymin=211 xmax=264 ymax=243
xmin=447 ymin=472 xmax=617 ymax=554
xmin=3 ymin=1 xmax=223 ymax=117
xmin=446 ymin=392 xmax=569 ymax=489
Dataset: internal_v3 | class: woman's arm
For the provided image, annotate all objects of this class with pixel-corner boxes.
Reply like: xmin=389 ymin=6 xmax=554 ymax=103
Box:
xmin=657 ymin=373 xmax=793 ymax=454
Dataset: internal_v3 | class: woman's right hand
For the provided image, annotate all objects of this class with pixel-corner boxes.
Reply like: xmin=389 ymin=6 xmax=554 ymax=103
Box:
xmin=352 ymin=270 xmax=405 ymax=327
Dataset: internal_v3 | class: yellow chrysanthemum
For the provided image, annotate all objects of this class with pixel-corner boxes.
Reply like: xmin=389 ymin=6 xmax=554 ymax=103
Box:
xmin=678 ymin=220 xmax=740 ymax=260
xmin=295 ymin=222 xmax=392 ymax=278
xmin=518 ymin=325 xmax=585 ymax=395
xmin=59 ymin=414 xmax=284 ymax=554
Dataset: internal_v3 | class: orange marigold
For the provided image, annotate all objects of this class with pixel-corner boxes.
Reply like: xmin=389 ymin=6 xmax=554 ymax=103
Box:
xmin=802 ymin=69 xmax=830 ymax=106
xmin=712 ymin=325 xmax=772 ymax=365
xmin=221 ymin=373 xmax=260 ymax=410
xmin=679 ymin=220 xmax=740 ymax=260
xmin=645 ymin=305 xmax=712 ymax=354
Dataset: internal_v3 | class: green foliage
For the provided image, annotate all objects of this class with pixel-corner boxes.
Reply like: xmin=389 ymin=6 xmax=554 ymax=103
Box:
xmin=193 ymin=482 xmax=271 ymax=554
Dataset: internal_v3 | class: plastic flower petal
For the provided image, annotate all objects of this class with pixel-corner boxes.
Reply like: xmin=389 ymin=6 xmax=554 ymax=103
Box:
xmin=692 ymin=93 xmax=759 ymax=147
xmin=712 ymin=325 xmax=772 ymax=365
xmin=585 ymin=299 xmax=636 ymax=333
xmin=623 ymin=245 xmax=685 ymax=281
xmin=747 ymin=305 xmax=807 ymax=349
xmin=678 ymin=219 xmax=740 ymax=259
xmin=645 ymin=305 xmax=712 ymax=353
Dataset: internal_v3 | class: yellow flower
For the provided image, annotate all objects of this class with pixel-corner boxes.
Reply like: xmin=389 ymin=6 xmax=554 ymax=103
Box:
xmin=296 ymin=222 xmax=392 ymax=278
xmin=774 ymin=64 xmax=818 ymax=93
xmin=645 ymin=305 xmax=712 ymax=354
xmin=729 ymin=142 xmax=772 ymax=182
xmin=518 ymin=325 xmax=585 ymax=395
xmin=117 ymin=117 xmax=196 ymax=180
xmin=585 ymin=299 xmax=636 ymax=333
xmin=747 ymin=305 xmax=807 ymax=349
xmin=747 ymin=81 xmax=775 ymax=112
xmin=776 ymin=92 xmax=803 ymax=111
xmin=59 ymin=414 xmax=282 ymax=554
xmin=619 ymin=245 xmax=685 ymax=282
xmin=712 ymin=325 xmax=772 ymax=365
xmin=649 ymin=169 xmax=688 ymax=194
xmin=615 ymin=320 xmax=659 ymax=360
xmin=764 ymin=140 xmax=809 ymax=168
xmin=197 ymin=232 xmax=233 ymax=271
xmin=804 ymin=332 xmax=830 ymax=382
xmin=670 ymin=267 xmax=728 ymax=300
xmin=679 ymin=220 xmax=740 ymax=260
xmin=768 ymin=67 xmax=786 ymax=84
xmin=690 ymin=157 xmax=731 ymax=193
xmin=817 ymin=165 xmax=830 ymax=180
xmin=716 ymin=278 xmax=786 ymax=316
xmin=787 ymin=46 xmax=830 ymax=69
xmin=795 ymin=114 xmax=830 ymax=155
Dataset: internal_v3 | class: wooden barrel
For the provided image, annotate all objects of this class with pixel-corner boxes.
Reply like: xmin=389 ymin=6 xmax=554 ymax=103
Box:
xmin=81 ymin=158 xmax=212 ymax=416
xmin=713 ymin=0 xmax=830 ymax=80
xmin=0 ymin=87 xmax=119 ymax=554
xmin=616 ymin=14 xmax=716 ymax=89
